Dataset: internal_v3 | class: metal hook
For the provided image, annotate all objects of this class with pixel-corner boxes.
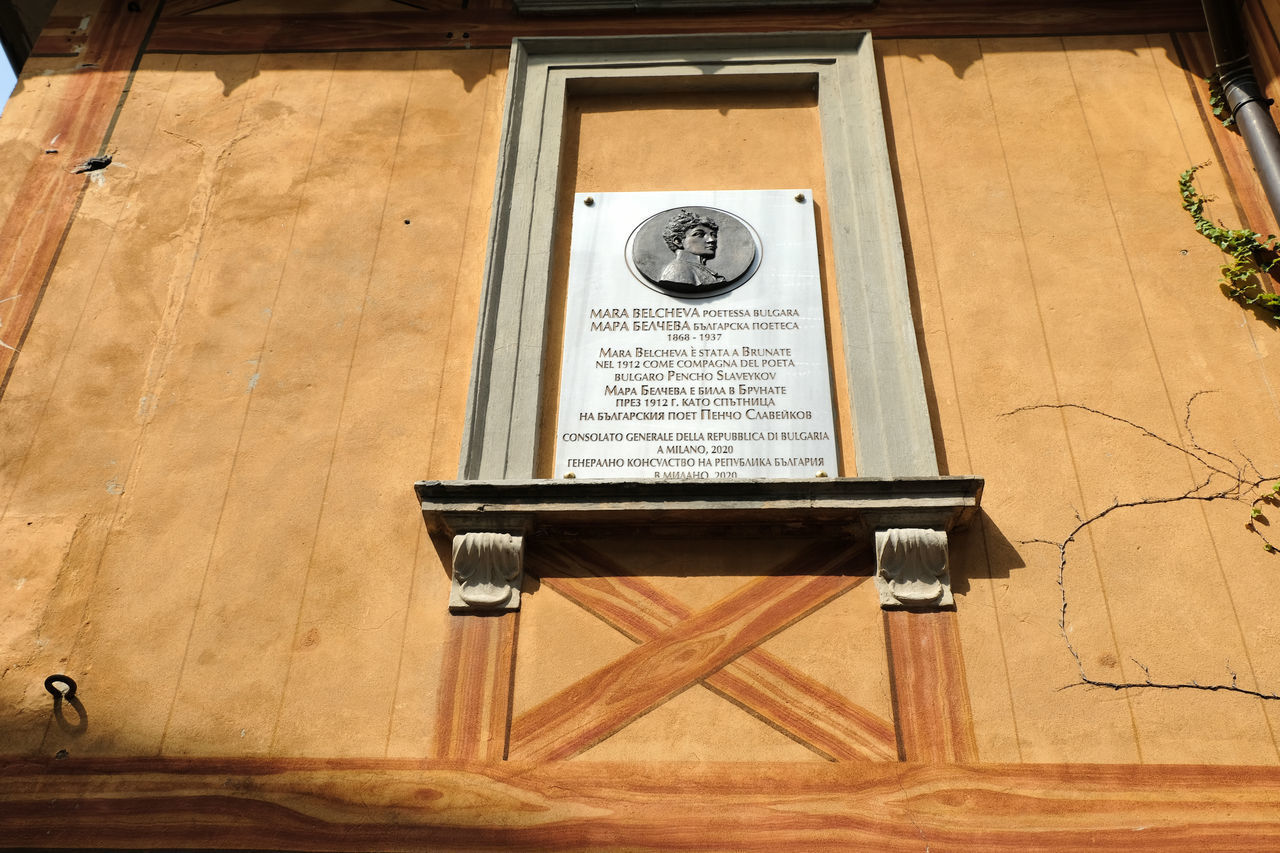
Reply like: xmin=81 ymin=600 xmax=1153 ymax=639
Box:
xmin=44 ymin=674 xmax=77 ymax=700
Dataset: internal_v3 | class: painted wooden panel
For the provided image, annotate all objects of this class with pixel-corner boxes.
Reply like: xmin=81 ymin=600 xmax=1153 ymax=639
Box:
xmin=511 ymin=543 xmax=863 ymax=761
xmin=31 ymin=16 xmax=92 ymax=57
xmin=885 ymin=609 xmax=977 ymax=763
xmin=434 ymin=612 xmax=518 ymax=760
xmin=536 ymin=546 xmax=895 ymax=761
xmin=524 ymin=540 xmax=896 ymax=762
xmin=6 ymin=757 xmax=1280 ymax=849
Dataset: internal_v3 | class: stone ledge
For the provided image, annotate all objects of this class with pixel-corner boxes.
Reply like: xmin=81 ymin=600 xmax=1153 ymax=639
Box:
xmin=415 ymin=476 xmax=983 ymax=539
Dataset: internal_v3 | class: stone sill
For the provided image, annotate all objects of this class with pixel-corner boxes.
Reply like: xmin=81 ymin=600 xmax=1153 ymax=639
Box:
xmin=415 ymin=476 xmax=983 ymax=539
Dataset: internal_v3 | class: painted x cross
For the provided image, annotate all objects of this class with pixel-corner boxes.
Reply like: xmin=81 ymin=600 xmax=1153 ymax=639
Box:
xmin=511 ymin=539 xmax=897 ymax=761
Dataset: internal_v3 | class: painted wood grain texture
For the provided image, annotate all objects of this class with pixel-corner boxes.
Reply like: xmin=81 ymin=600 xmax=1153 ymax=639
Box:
xmin=6 ymin=757 xmax=1280 ymax=850
xmin=434 ymin=612 xmax=517 ymax=760
xmin=1243 ymin=1 xmax=1280 ymax=236
xmin=884 ymin=609 xmax=978 ymax=763
xmin=1246 ymin=0 xmax=1280 ymax=100
xmin=1176 ymin=30 xmax=1280 ymax=240
xmin=510 ymin=541 xmax=862 ymax=761
xmin=142 ymin=1 xmax=1206 ymax=54
xmin=530 ymin=540 xmax=897 ymax=761
xmin=0 ymin=0 xmax=158 ymax=397
xmin=1253 ymin=0 xmax=1280 ymax=92
xmin=29 ymin=15 xmax=90 ymax=56
xmin=391 ymin=0 xmax=472 ymax=11
xmin=164 ymin=0 xmax=250 ymax=15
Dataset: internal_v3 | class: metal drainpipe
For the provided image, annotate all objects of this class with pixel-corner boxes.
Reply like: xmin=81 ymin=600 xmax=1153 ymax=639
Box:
xmin=1203 ymin=0 xmax=1280 ymax=226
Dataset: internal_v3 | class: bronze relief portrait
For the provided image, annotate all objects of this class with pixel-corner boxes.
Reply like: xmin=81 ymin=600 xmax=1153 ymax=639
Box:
xmin=628 ymin=205 xmax=760 ymax=298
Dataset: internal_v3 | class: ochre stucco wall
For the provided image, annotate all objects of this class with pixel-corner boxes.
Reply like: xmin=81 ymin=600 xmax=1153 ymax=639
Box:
xmin=3 ymin=32 xmax=1280 ymax=766
xmin=0 ymin=48 xmax=508 ymax=758
xmin=884 ymin=35 xmax=1280 ymax=763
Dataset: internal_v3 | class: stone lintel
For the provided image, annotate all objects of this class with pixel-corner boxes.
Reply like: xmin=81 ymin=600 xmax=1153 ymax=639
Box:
xmin=417 ymin=476 xmax=981 ymax=540
xmin=419 ymin=477 xmax=981 ymax=611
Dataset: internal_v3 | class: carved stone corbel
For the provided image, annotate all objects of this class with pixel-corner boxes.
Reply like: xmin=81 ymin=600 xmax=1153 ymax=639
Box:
xmin=449 ymin=532 xmax=524 ymax=612
xmin=874 ymin=528 xmax=952 ymax=610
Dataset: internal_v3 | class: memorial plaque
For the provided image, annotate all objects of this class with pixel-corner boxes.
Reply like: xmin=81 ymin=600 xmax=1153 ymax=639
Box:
xmin=553 ymin=190 xmax=839 ymax=480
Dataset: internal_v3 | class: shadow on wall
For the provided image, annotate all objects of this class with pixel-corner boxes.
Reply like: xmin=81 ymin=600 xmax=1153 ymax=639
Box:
xmin=46 ymin=674 xmax=88 ymax=737
xmin=893 ymin=36 xmax=1162 ymax=81
xmin=14 ymin=42 xmax=502 ymax=99
xmin=205 ymin=48 xmax=494 ymax=96
xmin=12 ymin=22 xmax=1203 ymax=96
xmin=948 ymin=511 xmax=1023 ymax=597
xmin=430 ymin=518 xmax=1025 ymax=600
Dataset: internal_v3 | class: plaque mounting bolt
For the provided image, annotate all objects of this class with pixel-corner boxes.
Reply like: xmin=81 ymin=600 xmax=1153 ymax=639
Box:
xmin=794 ymin=193 xmax=806 ymax=203
xmin=583 ymin=197 xmax=594 ymax=206
xmin=564 ymin=472 xmax=576 ymax=478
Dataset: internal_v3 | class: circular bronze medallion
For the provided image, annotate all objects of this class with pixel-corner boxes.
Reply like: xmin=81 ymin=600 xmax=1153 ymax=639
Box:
xmin=626 ymin=205 xmax=760 ymax=298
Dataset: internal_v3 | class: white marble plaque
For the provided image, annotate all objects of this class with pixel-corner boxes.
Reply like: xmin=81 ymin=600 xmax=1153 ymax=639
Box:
xmin=554 ymin=190 xmax=839 ymax=480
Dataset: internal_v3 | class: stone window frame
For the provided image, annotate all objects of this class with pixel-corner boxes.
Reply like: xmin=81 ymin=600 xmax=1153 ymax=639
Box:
xmin=459 ymin=31 xmax=940 ymax=481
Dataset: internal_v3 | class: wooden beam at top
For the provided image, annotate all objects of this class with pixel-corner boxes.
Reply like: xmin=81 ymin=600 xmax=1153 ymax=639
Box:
xmin=389 ymin=0 xmax=471 ymax=11
xmin=162 ymin=0 xmax=469 ymax=12
xmin=142 ymin=2 xmax=1207 ymax=54
xmin=164 ymin=0 xmax=244 ymax=16
xmin=6 ymin=757 xmax=1280 ymax=849
xmin=29 ymin=15 xmax=88 ymax=57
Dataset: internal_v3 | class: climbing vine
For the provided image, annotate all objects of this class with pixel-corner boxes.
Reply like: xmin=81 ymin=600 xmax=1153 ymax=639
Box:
xmin=1206 ymin=75 xmax=1235 ymax=128
xmin=1180 ymin=163 xmax=1280 ymax=322
xmin=1006 ymin=394 xmax=1280 ymax=699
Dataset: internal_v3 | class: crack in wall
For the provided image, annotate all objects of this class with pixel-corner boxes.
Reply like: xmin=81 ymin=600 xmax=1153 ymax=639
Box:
xmin=1006 ymin=393 xmax=1280 ymax=699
